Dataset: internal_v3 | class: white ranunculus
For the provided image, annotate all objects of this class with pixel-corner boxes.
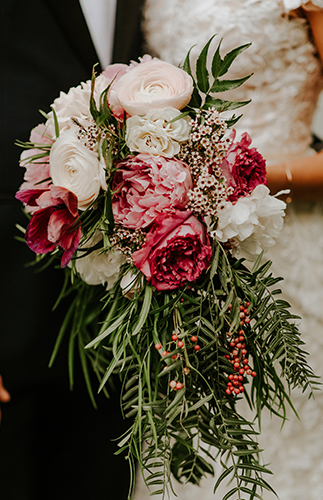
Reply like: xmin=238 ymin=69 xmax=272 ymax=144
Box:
xmin=74 ymin=232 xmax=126 ymax=289
xmin=47 ymin=74 xmax=109 ymax=135
xmin=50 ymin=127 xmax=107 ymax=210
xmin=214 ymin=185 xmax=286 ymax=259
xmin=126 ymin=107 xmax=191 ymax=157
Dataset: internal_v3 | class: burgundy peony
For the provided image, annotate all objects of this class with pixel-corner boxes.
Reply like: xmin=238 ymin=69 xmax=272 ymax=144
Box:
xmin=15 ymin=185 xmax=81 ymax=267
xmin=223 ymin=132 xmax=267 ymax=201
xmin=132 ymin=211 xmax=212 ymax=291
xmin=112 ymin=154 xmax=193 ymax=229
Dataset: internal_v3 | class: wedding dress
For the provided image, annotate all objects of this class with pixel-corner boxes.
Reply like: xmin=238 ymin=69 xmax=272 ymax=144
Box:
xmin=133 ymin=1 xmax=323 ymax=499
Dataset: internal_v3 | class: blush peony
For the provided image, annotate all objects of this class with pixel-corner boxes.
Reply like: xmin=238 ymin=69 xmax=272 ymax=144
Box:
xmin=126 ymin=107 xmax=191 ymax=157
xmin=109 ymin=57 xmax=193 ymax=116
xmin=112 ymin=154 xmax=193 ymax=229
xmin=50 ymin=127 xmax=107 ymax=210
xmin=132 ymin=211 xmax=212 ymax=291
xmin=222 ymin=132 xmax=267 ymax=201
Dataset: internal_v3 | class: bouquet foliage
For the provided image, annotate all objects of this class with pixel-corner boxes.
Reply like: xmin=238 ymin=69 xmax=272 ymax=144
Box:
xmin=15 ymin=37 xmax=318 ymax=499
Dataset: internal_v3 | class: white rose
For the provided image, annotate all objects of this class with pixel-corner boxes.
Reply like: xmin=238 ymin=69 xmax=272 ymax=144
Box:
xmin=74 ymin=232 xmax=126 ymax=289
xmin=109 ymin=58 xmax=193 ymax=116
xmin=126 ymin=107 xmax=191 ymax=157
xmin=215 ymin=185 xmax=286 ymax=259
xmin=50 ymin=127 xmax=107 ymax=210
xmin=47 ymin=74 xmax=109 ymax=135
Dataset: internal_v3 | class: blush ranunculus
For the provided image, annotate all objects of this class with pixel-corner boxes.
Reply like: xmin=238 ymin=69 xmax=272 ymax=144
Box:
xmin=15 ymin=186 xmax=81 ymax=267
xmin=222 ymin=132 xmax=267 ymax=201
xmin=112 ymin=154 xmax=193 ymax=229
xmin=109 ymin=57 xmax=194 ymax=116
xmin=132 ymin=211 xmax=212 ymax=291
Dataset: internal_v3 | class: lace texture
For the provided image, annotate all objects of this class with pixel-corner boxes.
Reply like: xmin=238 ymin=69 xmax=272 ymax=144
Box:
xmin=134 ymin=1 xmax=323 ymax=499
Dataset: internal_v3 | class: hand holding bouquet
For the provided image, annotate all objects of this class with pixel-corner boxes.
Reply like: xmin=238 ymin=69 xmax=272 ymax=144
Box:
xmin=15 ymin=37 xmax=318 ymax=499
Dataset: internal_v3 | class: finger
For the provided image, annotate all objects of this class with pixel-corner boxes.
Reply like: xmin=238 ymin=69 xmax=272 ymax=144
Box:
xmin=0 ymin=375 xmax=11 ymax=403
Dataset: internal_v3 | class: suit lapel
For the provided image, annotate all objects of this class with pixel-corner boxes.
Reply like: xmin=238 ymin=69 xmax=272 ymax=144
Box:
xmin=112 ymin=0 xmax=144 ymax=63
xmin=43 ymin=0 xmax=100 ymax=72
xmin=44 ymin=0 xmax=145 ymax=69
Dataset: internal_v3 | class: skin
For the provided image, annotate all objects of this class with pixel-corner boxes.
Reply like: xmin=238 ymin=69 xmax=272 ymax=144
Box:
xmin=0 ymin=375 xmax=10 ymax=422
xmin=266 ymin=6 xmax=323 ymax=201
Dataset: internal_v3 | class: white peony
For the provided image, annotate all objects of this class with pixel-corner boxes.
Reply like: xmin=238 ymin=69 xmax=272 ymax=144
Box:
xmin=47 ymin=74 xmax=109 ymax=135
xmin=50 ymin=126 xmax=107 ymax=210
xmin=126 ymin=107 xmax=191 ymax=157
xmin=214 ymin=185 xmax=287 ymax=259
xmin=74 ymin=232 xmax=126 ymax=289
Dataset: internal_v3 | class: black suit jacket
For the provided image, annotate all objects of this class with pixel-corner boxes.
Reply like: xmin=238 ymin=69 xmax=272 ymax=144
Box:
xmin=0 ymin=2 xmax=143 ymax=498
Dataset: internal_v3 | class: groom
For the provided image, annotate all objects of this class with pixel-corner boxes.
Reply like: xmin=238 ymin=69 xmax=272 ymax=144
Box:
xmin=0 ymin=1 xmax=143 ymax=498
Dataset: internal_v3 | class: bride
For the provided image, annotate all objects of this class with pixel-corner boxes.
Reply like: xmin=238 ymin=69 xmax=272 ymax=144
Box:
xmin=134 ymin=1 xmax=323 ymax=499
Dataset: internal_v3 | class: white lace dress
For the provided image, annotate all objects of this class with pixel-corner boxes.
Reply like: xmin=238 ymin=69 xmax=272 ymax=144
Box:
xmin=133 ymin=1 xmax=323 ymax=499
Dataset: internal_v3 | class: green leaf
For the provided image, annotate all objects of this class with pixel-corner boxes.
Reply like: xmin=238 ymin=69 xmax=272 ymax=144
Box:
xmin=78 ymin=337 xmax=97 ymax=409
xmin=85 ymin=305 xmax=132 ymax=349
xmin=213 ymin=465 xmax=235 ymax=492
xmin=48 ymin=295 xmax=77 ymax=367
xmin=222 ymin=487 xmax=239 ymax=500
xmin=203 ymin=96 xmax=251 ymax=112
xmin=233 ymin=448 xmax=263 ymax=456
xmin=210 ymin=243 xmax=220 ymax=279
xmin=237 ymin=463 xmax=272 ymax=474
xmin=211 ymin=37 xmax=223 ymax=80
xmin=50 ymin=106 xmax=60 ymax=139
xmin=188 ymin=394 xmax=213 ymax=412
xmin=158 ymin=360 xmax=182 ymax=377
xmin=196 ymin=35 xmax=216 ymax=94
xmin=132 ymin=284 xmax=152 ymax=336
xmin=210 ymin=74 xmax=252 ymax=93
xmin=98 ymin=342 xmax=127 ymax=393
xmin=225 ymin=114 xmax=242 ymax=128
xmin=182 ymin=45 xmax=196 ymax=79
xmin=219 ymin=43 xmax=251 ymax=77
xmin=188 ymin=86 xmax=202 ymax=108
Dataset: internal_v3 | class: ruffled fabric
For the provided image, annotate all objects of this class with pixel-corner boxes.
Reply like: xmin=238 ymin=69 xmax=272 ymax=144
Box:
xmin=282 ymin=0 xmax=323 ymax=11
xmin=143 ymin=0 xmax=323 ymax=161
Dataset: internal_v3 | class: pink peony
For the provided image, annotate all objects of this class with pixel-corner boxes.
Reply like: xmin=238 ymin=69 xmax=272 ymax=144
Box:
xmin=112 ymin=154 xmax=193 ymax=229
xmin=108 ymin=57 xmax=193 ymax=116
xmin=222 ymin=132 xmax=267 ymax=201
xmin=19 ymin=124 xmax=53 ymax=191
xmin=15 ymin=186 xmax=81 ymax=267
xmin=133 ymin=211 xmax=212 ymax=291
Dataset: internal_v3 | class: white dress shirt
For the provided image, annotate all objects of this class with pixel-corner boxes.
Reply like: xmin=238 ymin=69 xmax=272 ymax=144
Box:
xmin=79 ymin=0 xmax=117 ymax=68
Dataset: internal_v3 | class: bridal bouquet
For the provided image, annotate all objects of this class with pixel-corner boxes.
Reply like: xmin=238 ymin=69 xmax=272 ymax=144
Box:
xmin=15 ymin=37 xmax=317 ymax=500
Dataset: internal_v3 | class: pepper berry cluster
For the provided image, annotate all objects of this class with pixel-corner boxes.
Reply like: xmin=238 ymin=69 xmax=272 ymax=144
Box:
xmin=154 ymin=333 xmax=201 ymax=391
xmin=223 ymin=302 xmax=256 ymax=396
